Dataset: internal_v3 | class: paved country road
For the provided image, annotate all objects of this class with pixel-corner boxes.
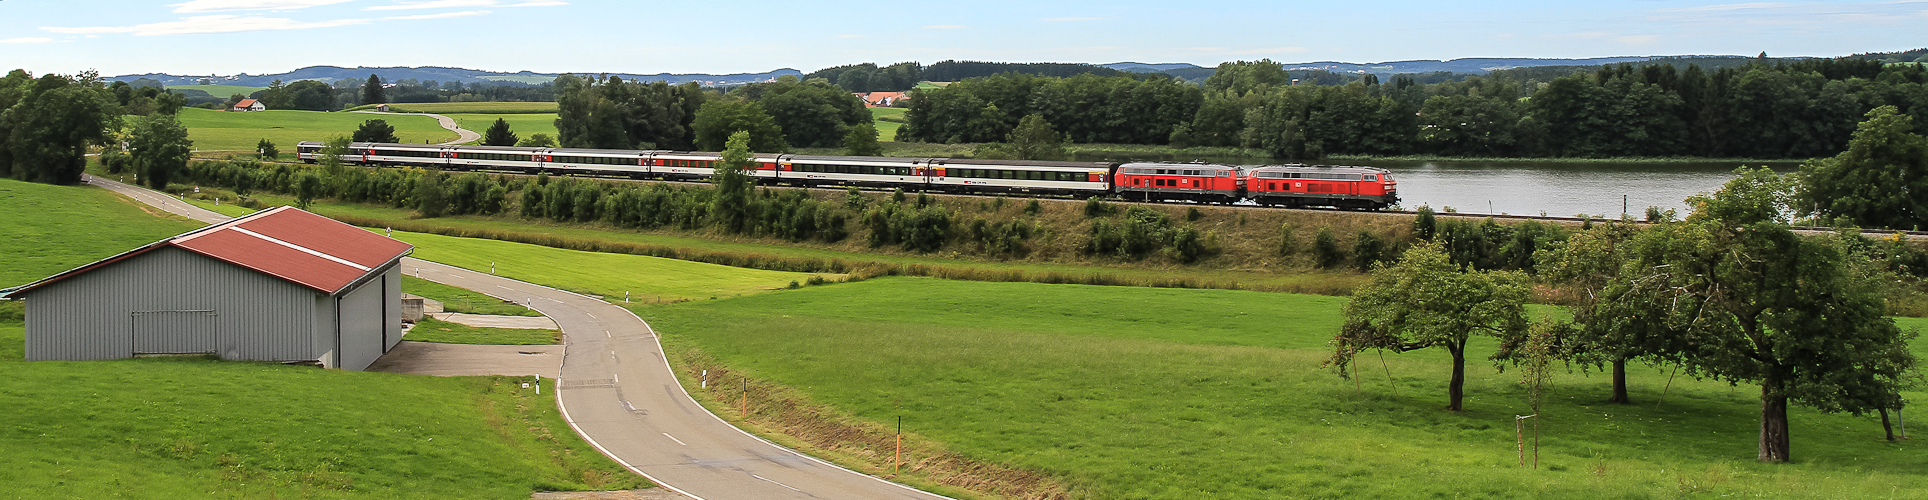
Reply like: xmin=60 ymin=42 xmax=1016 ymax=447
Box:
xmin=352 ymin=110 xmax=482 ymax=145
xmin=85 ymin=175 xmax=951 ymax=500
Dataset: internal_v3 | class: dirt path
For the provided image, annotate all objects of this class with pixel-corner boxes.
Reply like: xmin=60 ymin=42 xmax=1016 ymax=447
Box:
xmin=352 ymin=110 xmax=481 ymax=145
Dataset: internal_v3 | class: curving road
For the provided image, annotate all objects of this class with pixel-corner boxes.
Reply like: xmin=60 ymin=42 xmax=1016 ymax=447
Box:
xmin=85 ymin=175 xmax=949 ymax=500
xmin=352 ymin=110 xmax=481 ymax=145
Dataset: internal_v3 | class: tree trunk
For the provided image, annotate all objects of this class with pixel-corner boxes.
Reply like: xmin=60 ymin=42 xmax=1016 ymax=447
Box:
xmin=1447 ymin=341 xmax=1466 ymax=412
xmin=1881 ymin=408 xmax=1896 ymax=441
xmin=1759 ymin=381 xmax=1791 ymax=463
xmin=1607 ymin=356 xmax=1631 ymax=404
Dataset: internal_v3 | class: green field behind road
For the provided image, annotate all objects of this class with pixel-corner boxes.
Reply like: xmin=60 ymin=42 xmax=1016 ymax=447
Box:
xmin=175 ymin=108 xmax=454 ymax=152
xmin=641 ymin=277 xmax=1928 ymax=499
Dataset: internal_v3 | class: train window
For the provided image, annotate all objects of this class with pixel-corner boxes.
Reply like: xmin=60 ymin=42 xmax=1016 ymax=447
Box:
xmin=1364 ymin=174 xmax=1378 ymax=181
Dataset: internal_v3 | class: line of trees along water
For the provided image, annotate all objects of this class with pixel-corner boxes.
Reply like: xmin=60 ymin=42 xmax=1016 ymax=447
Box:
xmin=898 ymin=58 xmax=1928 ymax=160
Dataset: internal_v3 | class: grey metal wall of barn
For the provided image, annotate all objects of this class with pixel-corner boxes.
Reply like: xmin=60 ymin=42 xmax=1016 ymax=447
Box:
xmin=337 ymin=267 xmax=388 ymax=371
xmin=25 ymin=247 xmax=320 ymax=363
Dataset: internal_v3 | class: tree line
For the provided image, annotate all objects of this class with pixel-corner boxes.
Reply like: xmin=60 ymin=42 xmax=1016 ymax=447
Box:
xmin=552 ymin=74 xmax=877 ymax=154
xmin=0 ymin=69 xmax=191 ymax=188
xmin=898 ymin=58 xmax=1928 ymax=161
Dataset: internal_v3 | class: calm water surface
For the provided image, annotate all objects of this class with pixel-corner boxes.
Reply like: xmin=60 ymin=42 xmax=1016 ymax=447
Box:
xmin=1359 ymin=160 xmax=1798 ymax=218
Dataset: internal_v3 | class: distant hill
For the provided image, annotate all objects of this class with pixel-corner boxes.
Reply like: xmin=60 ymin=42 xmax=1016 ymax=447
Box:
xmin=110 ymin=66 xmax=805 ymax=88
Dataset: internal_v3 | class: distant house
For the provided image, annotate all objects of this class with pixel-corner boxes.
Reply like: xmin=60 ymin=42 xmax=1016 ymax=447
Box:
xmin=376 ymin=104 xmax=389 ymax=112
xmin=232 ymin=99 xmax=266 ymax=112
xmin=854 ymin=91 xmax=908 ymax=108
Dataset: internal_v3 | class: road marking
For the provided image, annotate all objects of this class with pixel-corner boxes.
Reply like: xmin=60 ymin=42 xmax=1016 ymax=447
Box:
xmin=605 ymin=330 xmax=611 ymax=338
xmin=753 ymin=474 xmax=803 ymax=492
xmin=663 ymin=433 xmax=687 ymax=446
xmin=612 ymin=373 xmax=618 ymax=383
xmin=587 ymin=312 xmax=598 ymax=320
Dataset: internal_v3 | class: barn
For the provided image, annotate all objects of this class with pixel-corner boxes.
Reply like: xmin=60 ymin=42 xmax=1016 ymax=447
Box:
xmin=3 ymin=207 xmax=413 ymax=370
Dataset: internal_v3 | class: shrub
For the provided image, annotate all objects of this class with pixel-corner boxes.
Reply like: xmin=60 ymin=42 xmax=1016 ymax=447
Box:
xmin=1313 ymin=226 xmax=1343 ymax=269
xmin=1352 ymin=230 xmax=1385 ymax=271
xmin=1083 ymin=196 xmax=1114 ymax=217
xmin=1414 ymin=205 xmax=1437 ymax=240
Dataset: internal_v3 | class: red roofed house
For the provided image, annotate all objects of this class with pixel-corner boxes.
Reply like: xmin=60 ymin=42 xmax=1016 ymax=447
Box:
xmin=233 ymin=99 xmax=266 ymax=112
xmin=5 ymin=207 xmax=412 ymax=370
xmin=853 ymin=92 xmax=907 ymax=108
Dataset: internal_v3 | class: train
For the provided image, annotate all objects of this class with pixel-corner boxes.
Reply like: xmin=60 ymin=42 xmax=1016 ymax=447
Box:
xmin=296 ymin=141 xmax=1399 ymax=210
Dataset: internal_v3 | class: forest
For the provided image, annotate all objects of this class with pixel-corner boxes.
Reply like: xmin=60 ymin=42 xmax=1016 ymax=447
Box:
xmin=897 ymin=58 xmax=1928 ymax=160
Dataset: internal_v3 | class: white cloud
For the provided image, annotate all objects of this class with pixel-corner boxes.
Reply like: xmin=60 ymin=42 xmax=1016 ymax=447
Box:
xmin=922 ymin=24 xmax=966 ymax=29
xmin=836 ymin=34 xmax=864 ymax=39
xmin=1616 ymin=34 xmax=1661 ymax=45
xmin=364 ymin=0 xmax=494 ymax=10
xmin=168 ymin=0 xmax=354 ymax=13
xmin=503 ymin=1 xmax=567 ymax=6
xmin=384 ymin=9 xmax=490 ymax=19
xmin=0 ymin=37 xmax=57 ymax=44
xmin=43 ymin=15 xmax=370 ymax=36
xmin=1041 ymin=17 xmax=1109 ymax=22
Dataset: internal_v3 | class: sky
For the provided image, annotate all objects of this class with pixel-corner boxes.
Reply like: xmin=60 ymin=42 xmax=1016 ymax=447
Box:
xmin=0 ymin=0 xmax=1923 ymax=77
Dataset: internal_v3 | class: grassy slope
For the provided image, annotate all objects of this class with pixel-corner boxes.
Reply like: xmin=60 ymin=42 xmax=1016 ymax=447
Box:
xmin=176 ymin=108 xmax=455 ymax=152
xmin=405 ymin=317 xmax=557 ymax=345
xmin=640 ymin=278 xmax=1928 ymax=499
xmin=403 ymin=275 xmax=544 ymax=317
xmin=170 ymin=84 xmax=267 ymax=97
xmin=870 ymin=107 xmax=904 ymax=141
xmin=450 ymin=114 xmax=559 ymax=143
xmin=388 ymin=229 xmax=830 ymax=301
xmin=0 ymin=179 xmax=203 ymax=288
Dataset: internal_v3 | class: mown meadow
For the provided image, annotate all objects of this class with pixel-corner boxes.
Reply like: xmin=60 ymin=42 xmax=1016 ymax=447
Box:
xmin=0 ymin=178 xmax=202 ymax=287
xmin=639 ymin=278 xmax=1928 ymax=499
xmin=404 ymin=316 xmax=556 ymax=345
xmin=175 ymin=108 xmax=453 ymax=152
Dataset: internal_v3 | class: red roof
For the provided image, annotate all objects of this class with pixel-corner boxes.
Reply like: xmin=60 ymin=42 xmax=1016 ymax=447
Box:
xmin=234 ymin=99 xmax=259 ymax=108
xmin=8 ymin=207 xmax=411 ymax=296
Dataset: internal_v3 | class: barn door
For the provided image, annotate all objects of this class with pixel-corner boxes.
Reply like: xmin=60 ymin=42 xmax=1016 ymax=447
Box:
xmin=132 ymin=310 xmax=217 ymax=354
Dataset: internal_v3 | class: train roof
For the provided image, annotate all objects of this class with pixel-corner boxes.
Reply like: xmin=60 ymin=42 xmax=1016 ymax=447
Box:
xmin=546 ymin=147 xmax=652 ymax=156
xmin=1117 ymin=162 xmax=1239 ymax=171
xmin=929 ymin=158 xmax=1112 ymax=169
xmin=1245 ymin=164 xmax=1392 ymax=174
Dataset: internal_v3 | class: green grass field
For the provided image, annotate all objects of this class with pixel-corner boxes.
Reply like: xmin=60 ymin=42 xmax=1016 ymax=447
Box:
xmin=450 ymin=113 xmax=559 ymax=143
xmin=175 ymin=108 xmax=455 ymax=152
xmin=169 ymin=84 xmax=267 ymax=98
xmin=640 ymin=278 xmax=1928 ymax=499
xmin=350 ymin=102 xmax=559 ymax=114
xmin=0 ymin=324 xmax=643 ymax=498
xmin=403 ymin=275 xmax=544 ymax=317
xmin=870 ymin=107 xmax=904 ymax=142
xmin=387 ymin=229 xmax=832 ymax=302
xmin=0 ymin=179 xmax=203 ymax=288
xmin=405 ymin=317 xmax=557 ymax=345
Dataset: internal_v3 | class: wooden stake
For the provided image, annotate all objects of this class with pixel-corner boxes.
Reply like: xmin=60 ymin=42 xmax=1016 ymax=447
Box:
xmin=895 ymin=416 xmax=903 ymax=475
xmin=1378 ymin=349 xmax=1397 ymax=396
xmin=740 ymin=379 xmax=747 ymax=418
xmin=1655 ymin=363 xmax=1680 ymax=410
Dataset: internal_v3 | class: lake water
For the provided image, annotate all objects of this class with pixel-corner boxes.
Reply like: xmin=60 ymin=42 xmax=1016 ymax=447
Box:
xmin=1358 ymin=160 xmax=1799 ymax=218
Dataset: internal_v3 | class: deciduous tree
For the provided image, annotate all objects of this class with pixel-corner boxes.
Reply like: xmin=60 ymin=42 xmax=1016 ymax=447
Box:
xmin=709 ymin=130 xmax=755 ymax=232
xmin=692 ymin=100 xmax=786 ymax=152
xmin=1327 ymin=242 xmax=1531 ymax=411
xmin=1796 ymin=105 xmax=1928 ymax=230
xmin=1008 ymin=114 xmax=1067 ymax=161
xmin=128 ymin=113 xmax=193 ymax=189
xmin=1612 ymin=167 xmax=1915 ymax=462
xmin=843 ymin=122 xmax=883 ymax=156
xmin=1 ymin=71 xmax=121 ymax=184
